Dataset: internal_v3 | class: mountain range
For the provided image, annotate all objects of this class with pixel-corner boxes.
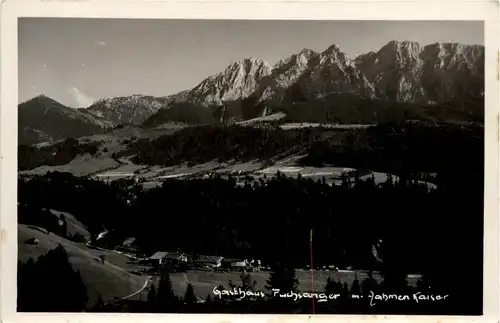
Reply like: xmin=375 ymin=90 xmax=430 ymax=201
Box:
xmin=18 ymin=40 xmax=484 ymax=145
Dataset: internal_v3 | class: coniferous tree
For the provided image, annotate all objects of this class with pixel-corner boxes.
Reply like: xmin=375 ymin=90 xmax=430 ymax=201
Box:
xmin=265 ymin=261 xmax=299 ymax=294
xmin=324 ymin=277 xmax=342 ymax=295
xmin=156 ymin=270 xmax=177 ymax=306
xmin=324 ymin=277 xmax=334 ymax=294
xmin=361 ymin=272 xmax=379 ymax=297
xmin=17 ymin=259 xmax=36 ymax=311
xmin=91 ymin=294 xmax=105 ymax=312
xmin=240 ymin=273 xmax=257 ymax=292
xmin=350 ymin=274 xmax=361 ymax=295
xmin=381 ymin=269 xmax=408 ymax=293
xmin=184 ymin=283 xmax=197 ymax=305
xmin=17 ymin=244 xmax=88 ymax=312
xmin=205 ymin=294 xmax=213 ymax=304
xmin=147 ymin=284 xmax=157 ymax=303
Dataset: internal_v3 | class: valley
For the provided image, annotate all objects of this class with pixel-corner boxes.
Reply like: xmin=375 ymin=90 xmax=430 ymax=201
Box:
xmin=16 ymin=37 xmax=485 ymax=315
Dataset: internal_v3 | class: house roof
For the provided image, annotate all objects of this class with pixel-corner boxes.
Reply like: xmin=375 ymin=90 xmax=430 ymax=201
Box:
xmin=149 ymin=252 xmax=169 ymax=260
xmin=149 ymin=251 xmax=188 ymax=260
xmin=163 ymin=253 xmax=187 ymax=260
xmin=195 ymin=255 xmax=223 ymax=263
xmin=222 ymin=258 xmax=244 ymax=263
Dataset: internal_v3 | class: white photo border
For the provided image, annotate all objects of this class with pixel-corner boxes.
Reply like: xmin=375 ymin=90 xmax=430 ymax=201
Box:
xmin=1 ymin=1 xmax=498 ymax=323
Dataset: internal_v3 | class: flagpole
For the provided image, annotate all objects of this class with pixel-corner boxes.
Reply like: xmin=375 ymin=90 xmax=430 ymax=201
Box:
xmin=310 ymin=228 xmax=315 ymax=314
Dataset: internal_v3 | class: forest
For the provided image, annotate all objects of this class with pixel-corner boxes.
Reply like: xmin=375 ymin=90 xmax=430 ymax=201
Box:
xmin=18 ymin=161 xmax=484 ymax=314
xmin=125 ymin=122 xmax=483 ymax=178
xmin=141 ymin=92 xmax=484 ymax=127
xmin=18 ymin=137 xmax=101 ymax=171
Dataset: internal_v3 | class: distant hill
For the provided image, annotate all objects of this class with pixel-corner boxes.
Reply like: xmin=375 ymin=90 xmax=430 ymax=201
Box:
xmin=18 ymin=95 xmax=113 ymax=145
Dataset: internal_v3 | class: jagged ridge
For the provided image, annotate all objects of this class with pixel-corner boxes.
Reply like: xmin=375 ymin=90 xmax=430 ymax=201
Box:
xmin=144 ymin=40 xmax=483 ymax=126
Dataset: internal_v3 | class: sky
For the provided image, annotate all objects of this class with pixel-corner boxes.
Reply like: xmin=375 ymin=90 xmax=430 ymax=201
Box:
xmin=18 ymin=19 xmax=484 ymax=108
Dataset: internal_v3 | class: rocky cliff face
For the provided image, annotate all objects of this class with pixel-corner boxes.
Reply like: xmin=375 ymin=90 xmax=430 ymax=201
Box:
xmin=354 ymin=41 xmax=484 ymax=103
xmin=155 ymin=40 xmax=483 ymax=118
xmin=188 ymin=58 xmax=273 ymax=106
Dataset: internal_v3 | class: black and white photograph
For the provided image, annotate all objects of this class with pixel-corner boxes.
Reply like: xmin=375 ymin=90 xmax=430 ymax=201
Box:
xmin=12 ymin=16 xmax=490 ymax=316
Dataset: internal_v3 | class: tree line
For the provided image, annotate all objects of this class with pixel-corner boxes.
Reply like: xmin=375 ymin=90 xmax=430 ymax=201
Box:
xmin=302 ymin=123 xmax=483 ymax=184
xmin=18 ymin=137 xmax=101 ymax=171
xmin=18 ymin=122 xmax=483 ymax=183
xmin=121 ymin=122 xmax=483 ymax=177
xmin=124 ymin=124 xmax=320 ymax=167
xmin=141 ymin=92 xmax=484 ymax=128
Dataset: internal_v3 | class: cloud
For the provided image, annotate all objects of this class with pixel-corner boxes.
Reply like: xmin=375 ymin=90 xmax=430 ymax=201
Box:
xmin=67 ymin=87 xmax=96 ymax=108
xmin=95 ymin=40 xmax=108 ymax=46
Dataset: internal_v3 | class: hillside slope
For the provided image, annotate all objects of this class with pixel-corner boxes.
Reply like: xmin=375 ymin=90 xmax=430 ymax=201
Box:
xmin=18 ymin=224 xmax=146 ymax=308
xmin=19 ymin=95 xmax=113 ymax=145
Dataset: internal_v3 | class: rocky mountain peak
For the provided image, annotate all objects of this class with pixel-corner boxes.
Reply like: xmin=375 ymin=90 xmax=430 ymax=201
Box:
xmin=376 ymin=40 xmax=422 ymax=69
xmin=274 ymin=49 xmax=319 ymax=70
xmin=320 ymin=44 xmax=351 ymax=65
xmin=297 ymin=48 xmax=319 ymax=60
xmin=29 ymin=94 xmax=57 ymax=105
xmin=188 ymin=57 xmax=272 ymax=105
xmin=421 ymin=42 xmax=484 ymax=72
xmin=353 ymin=40 xmax=484 ymax=103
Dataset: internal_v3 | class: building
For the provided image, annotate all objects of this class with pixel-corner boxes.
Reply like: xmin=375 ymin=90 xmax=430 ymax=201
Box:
xmin=221 ymin=258 xmax=249 ymax=271
xmin=250 ymin=259 xmax=262 ymax=272
xmin=148 ymin=251 xmax=169 ymax=268
xmin=162 ymin=253 xmax=192 ymax=271
xmin=147 ymin=251 xmax=191 ymax=270
xmin=194 ymin=255 xmax=224 ymax=269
